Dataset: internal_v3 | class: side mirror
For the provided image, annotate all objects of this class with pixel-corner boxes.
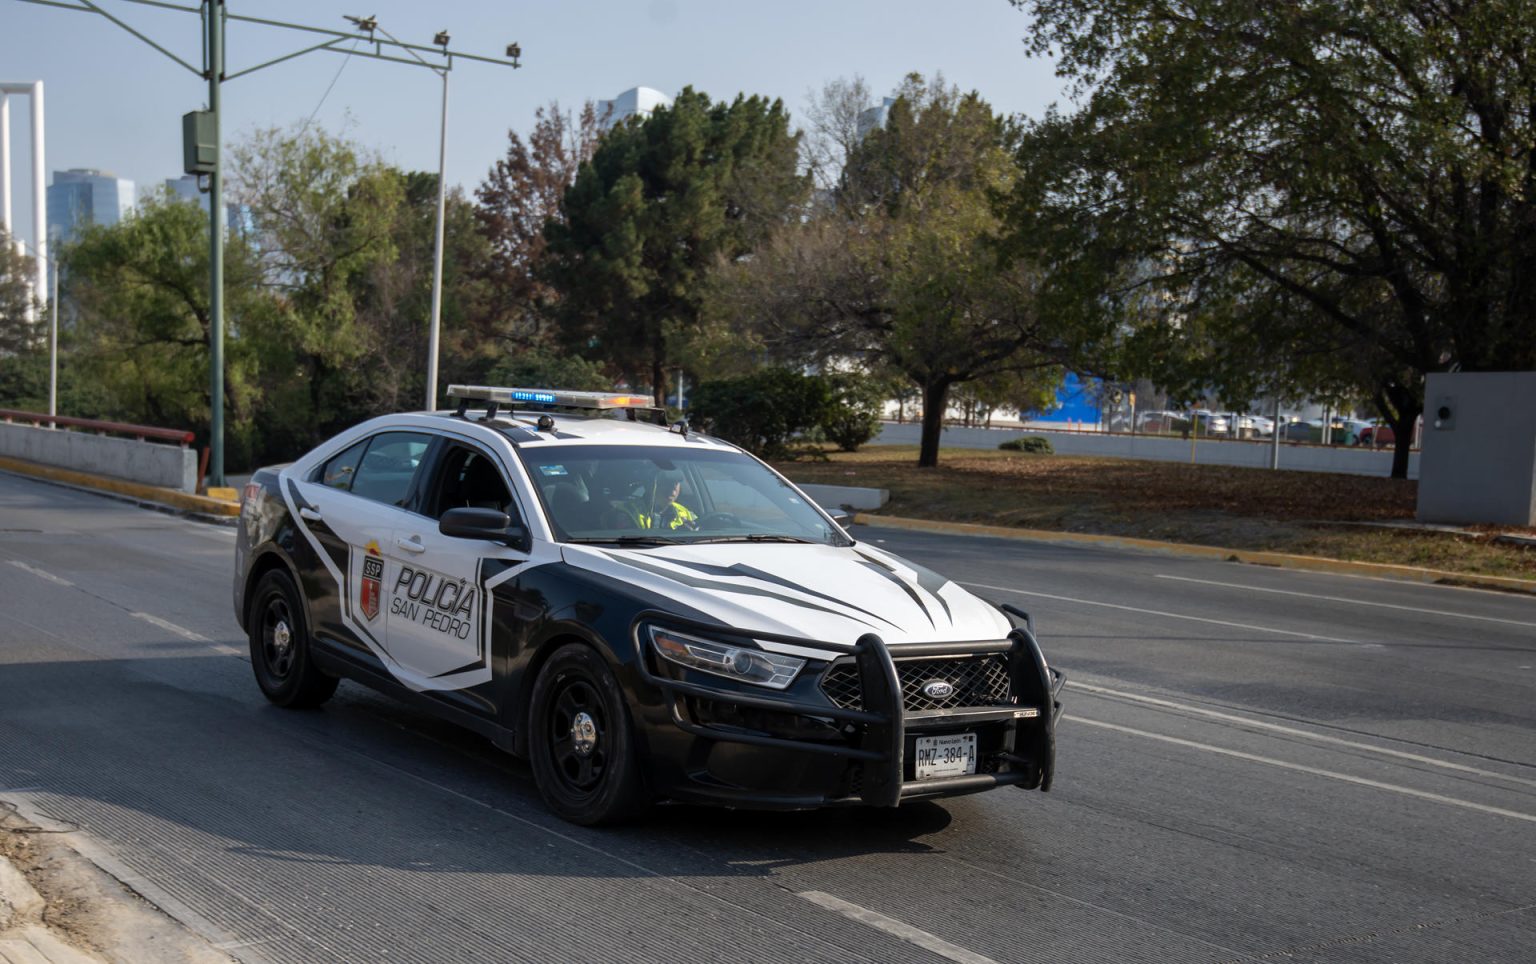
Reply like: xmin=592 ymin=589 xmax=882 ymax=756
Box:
xmin=439 ymin=507 xmax=526 ymax=546
xmin=829 ymin=508 xmax=854 ymax=528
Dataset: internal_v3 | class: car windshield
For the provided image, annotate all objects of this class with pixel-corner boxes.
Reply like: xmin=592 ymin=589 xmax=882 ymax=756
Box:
xmin=517 ymin=445 xmax=850 ymax=547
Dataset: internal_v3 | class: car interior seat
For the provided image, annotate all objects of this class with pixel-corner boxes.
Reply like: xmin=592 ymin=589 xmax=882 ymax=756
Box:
xmin=457 ymin=455 xmax=510 ymax=513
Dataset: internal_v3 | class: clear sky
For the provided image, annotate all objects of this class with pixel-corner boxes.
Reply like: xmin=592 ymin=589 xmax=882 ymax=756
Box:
xmin=0 ymin=0 xmax=1060 ymax=255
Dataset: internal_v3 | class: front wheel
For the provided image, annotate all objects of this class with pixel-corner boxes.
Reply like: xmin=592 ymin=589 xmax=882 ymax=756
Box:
xmin=248 ymin=570 xmax=338 ymax=708
xmin=528 ymin=643 xmax=648 ymax=825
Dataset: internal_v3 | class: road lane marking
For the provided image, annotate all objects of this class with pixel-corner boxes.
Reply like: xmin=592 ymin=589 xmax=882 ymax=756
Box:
xmin=131 ymin=612 xmax=209 ymax=641
xmin=797 ymin=891 xmax=999 ymax=964
xmin=962 ymin=582 xmax=1373 ymax=645
xmin=130 ymin=612 xmax=244 ymax=657
xmin=1069 ymin=681 xmax=1536 ymax=790
xmin=6 ymin=560 xmax=73 ymax=586
xmin=1155 ymin=574 xmax=1536 ymax=628
xmin=1070 ymin=716 xmax=1536 ymax=825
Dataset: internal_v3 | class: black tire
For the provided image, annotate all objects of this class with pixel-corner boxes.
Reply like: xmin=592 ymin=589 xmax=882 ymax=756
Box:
xmin=248 ymin=569 xmax=339 ymax=709
xmin=528 ymin=643 xmax=648 ymax=825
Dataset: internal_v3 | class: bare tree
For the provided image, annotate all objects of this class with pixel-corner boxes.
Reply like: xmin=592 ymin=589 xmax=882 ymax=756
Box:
xmin=800 ymin=76 xmax=872 ymax=195
xmin=475 ymin=101 xmax=605 ymax=345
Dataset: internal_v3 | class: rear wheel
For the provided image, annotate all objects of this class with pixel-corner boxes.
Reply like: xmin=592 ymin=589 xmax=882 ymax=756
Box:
xmin=249 ymin=570 xmax=338 ymax=708
xmin=528 ymin=643 xmax=648 ymax=825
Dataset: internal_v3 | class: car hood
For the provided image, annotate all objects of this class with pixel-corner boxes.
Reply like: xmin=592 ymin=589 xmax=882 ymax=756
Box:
xmin=561 ymin=540 xmax=1012 ymax=654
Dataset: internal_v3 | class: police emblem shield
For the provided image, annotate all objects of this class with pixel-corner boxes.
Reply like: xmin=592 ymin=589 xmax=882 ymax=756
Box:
xmin=360 ymin=545 xmax=384 ymax=621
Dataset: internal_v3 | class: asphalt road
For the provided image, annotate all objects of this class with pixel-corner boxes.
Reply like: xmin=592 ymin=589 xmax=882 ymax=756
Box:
xmin=2 ymin=470 xmax=1533 ymax=963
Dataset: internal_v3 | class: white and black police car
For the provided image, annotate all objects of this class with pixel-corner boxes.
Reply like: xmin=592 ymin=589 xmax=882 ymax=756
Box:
xmin=234 ymin=385 xmax=1063 ymax=824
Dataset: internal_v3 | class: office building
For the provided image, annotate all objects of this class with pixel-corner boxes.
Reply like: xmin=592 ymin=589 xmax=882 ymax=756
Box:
xmin=46 ymin=168 xmax=133 ymax=244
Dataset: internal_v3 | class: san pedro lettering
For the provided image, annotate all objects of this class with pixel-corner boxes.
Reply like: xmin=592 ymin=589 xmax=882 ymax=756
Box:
xmin=391 ymin=565 xmax=475 ymax=640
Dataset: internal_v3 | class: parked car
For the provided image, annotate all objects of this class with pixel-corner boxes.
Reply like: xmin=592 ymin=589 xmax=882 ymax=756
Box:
xmin=1136 ymin=410 xmax=1187 ymax=433
xmin=1357 ymin=423 xmax=1395 ymax=447
xmin=1281 ymin=419 xmax=1320 ymax=442
xmin=1190 ymin=410 xmax=1230 ymax=436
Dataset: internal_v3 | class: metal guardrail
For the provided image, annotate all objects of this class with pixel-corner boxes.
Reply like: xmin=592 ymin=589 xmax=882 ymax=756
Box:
xmin=0 ymin=409 xmax=195 ymax=446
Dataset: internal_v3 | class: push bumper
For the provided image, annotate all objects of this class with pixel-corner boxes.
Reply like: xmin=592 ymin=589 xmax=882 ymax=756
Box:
xmin=632 ymin=605 xmax=1063 ymax=808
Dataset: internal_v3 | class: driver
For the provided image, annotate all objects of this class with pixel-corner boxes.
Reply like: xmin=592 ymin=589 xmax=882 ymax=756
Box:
xmin=626 ymin=469 xmax=699 ymax=531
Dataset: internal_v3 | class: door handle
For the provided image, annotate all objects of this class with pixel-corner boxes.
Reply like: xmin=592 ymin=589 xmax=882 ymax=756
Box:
xmin=299 ymin=507 xmax=322 ymax=522
xmin=394 ymin=535 xmax=426 ymax=554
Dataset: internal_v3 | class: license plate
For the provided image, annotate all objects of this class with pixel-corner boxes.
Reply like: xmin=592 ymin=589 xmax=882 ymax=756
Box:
xmin=914 ymin=733 xmax=977 ymax=780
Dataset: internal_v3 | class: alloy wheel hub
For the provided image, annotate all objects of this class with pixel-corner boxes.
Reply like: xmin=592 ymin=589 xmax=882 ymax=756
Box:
xmin=570 ymin=711 xmax=599 ymax=756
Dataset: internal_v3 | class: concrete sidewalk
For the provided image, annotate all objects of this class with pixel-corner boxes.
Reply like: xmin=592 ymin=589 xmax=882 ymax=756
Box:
xmin=1 ymin=805 xmax=230 ymax=964
xmin=0 ymin=457 xmax=239 ymax=521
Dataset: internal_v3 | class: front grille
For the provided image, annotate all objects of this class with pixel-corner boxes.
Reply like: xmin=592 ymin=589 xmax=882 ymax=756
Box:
xmin=820 ymin=654 xmax=1013 ymax=712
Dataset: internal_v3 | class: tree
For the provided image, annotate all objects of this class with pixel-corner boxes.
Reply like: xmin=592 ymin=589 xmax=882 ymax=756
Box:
xmin=233 ymin=125 xmax=404 ymax=454
xmin=800 ymin=75 xmax=874 ymax=194
xmin=475 ymin=101 xmax=605 ymax=347
xmin=0 ymin=229 xmax=43 ymax=409
xmin=350 ymin=171 xmax=493 ymax=417
xmin=542 ymin=88 xmax=809 ymax=404
xmin=63 ymin=193 xmax=271 ymax=454
xmin=710 ymin=75 xmax=1071 ymax=467
xmin=1006 ymin=0 xmax=1536 ymax=477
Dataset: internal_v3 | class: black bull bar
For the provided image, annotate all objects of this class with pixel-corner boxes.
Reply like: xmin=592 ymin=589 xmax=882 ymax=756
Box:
xmin=632 ymin=604 xmax=1064 ymax=806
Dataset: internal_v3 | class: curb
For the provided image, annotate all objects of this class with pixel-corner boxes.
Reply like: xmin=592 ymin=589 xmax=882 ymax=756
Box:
xmin=852 ymin=512 xmax=1536 ymax=596
xmin=0 ymin=455 xmax=240 ymax=521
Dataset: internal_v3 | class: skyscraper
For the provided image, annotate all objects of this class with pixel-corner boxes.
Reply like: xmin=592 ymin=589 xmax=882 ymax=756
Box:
xmin=46 ymin=168 xmax=134 ymax=244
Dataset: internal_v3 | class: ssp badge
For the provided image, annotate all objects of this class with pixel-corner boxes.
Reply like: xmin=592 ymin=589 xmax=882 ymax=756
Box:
xmin=359 ymin=541 xmax=384 ymax=621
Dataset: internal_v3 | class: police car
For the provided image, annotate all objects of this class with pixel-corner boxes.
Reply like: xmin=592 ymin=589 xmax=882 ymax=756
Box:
xmin=234 ymin=385 xmax=1064 ymax=825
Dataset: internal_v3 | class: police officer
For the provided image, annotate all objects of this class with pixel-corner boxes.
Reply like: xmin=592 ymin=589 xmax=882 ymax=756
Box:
xmin=627 ymin=469 xmax=698 ymax=531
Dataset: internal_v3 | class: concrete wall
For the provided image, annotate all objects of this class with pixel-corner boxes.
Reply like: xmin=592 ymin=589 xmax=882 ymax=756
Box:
xmin=797 ymin=483 xmax=889 ymax=512
xmin=0 ymin=422 xmax=197 ymax=492
xmin=1417 ymin=372 xmax=1536 ymax=526
xmin=874 ymin=421 xmax=1420 ymax=479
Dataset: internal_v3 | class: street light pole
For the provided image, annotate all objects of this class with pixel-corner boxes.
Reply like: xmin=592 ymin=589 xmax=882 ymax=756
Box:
xmin=48 ymin=254 xmax=57 ymax=417
xmin=425 ymin=64 xmax=449 ymax=411
xmin=205 ymin=0 xmax=226 ymax=486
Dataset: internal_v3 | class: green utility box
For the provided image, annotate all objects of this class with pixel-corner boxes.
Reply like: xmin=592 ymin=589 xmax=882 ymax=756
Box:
xmin=182 ymin=111 xmax=216 ymax=174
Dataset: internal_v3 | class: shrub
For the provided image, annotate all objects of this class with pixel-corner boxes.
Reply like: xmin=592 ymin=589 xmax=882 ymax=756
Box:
xmin=822 ymin=374 xmax=885 ymax=452
xmin=999 ymin=435 xmax=1053 ymax=454
xmin=689 ymin=368 xmax=831 ymax=458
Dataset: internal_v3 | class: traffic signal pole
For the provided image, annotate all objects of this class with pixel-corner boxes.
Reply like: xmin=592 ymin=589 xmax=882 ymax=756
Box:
xmin=206 ymin=0 xmax=226 ymax=486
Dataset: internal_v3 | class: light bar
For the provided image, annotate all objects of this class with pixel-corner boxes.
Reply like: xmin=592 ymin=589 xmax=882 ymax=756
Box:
xmin=446 ymin=385 xmax=653 ymax=410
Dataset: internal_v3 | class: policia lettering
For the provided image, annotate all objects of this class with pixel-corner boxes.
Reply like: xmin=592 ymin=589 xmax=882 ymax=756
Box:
xmin=390 ymin=565 xmax=476 ymax=640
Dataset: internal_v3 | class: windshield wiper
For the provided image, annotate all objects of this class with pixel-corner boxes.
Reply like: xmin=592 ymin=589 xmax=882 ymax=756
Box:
xmin=566 ymin=535 xmax=684 ymax=546
xmin=692 ymin=534 xmax=817 ymax=544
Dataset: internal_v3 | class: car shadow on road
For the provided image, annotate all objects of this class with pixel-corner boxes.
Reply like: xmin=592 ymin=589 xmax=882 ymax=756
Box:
xmin=0 ymin=655 xmax=973 ymax=887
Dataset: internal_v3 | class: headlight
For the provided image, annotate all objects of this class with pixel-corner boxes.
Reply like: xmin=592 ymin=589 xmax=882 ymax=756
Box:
xmin=647 ymin=626 xmax=805 ymax=690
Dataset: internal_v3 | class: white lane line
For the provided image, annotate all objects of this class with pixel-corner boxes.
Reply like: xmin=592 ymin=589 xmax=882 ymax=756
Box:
xmin=1155 ymin=574 xmax=1536 ymax=628
xmin=130 ymin=612 xmax=244 ymax=657
xmin=1070 ymin=681 xmax=1536 ymax=790
xmin=6 ymin=560 xmax=74 ymax=587
xmin=131 ymin=612 xmax=209 ymax=641
xmin=1071 ymin=716 xmax=1536 ymax=825
xmin=962 ymin=582 xmax=1373 ymax=645
xmin=797 ymin=891 xmax=999 ymax=964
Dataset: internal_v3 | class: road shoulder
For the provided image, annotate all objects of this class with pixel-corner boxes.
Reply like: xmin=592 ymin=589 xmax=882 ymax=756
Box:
xmin=1 ymin=803 xmax=231 ymax=963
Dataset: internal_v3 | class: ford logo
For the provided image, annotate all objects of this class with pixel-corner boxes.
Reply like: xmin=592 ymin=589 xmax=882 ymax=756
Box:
xmin=922 ymin=680 xmax=955 ymax=700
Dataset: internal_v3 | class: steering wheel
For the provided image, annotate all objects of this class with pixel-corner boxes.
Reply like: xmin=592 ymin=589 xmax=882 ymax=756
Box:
xmin=698 ymin=512 xmax=743 ymax=531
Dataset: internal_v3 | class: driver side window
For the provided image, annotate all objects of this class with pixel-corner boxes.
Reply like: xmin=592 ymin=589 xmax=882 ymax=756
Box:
xmin=424 ymin=445 xmax=517 ymax=521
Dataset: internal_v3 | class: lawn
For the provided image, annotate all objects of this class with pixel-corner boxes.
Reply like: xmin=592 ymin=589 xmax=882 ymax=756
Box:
xmin=774 ymin=446 xmax=1536 ymax=580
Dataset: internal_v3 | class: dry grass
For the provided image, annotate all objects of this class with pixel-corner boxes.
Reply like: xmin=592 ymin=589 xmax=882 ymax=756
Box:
xmin=776 ymin=446 xmax=1536 ymax=580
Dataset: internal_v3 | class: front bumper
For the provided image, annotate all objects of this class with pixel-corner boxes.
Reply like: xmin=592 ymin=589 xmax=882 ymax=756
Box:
xmin=632 ymin=604 xmax=1064 ymax=808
